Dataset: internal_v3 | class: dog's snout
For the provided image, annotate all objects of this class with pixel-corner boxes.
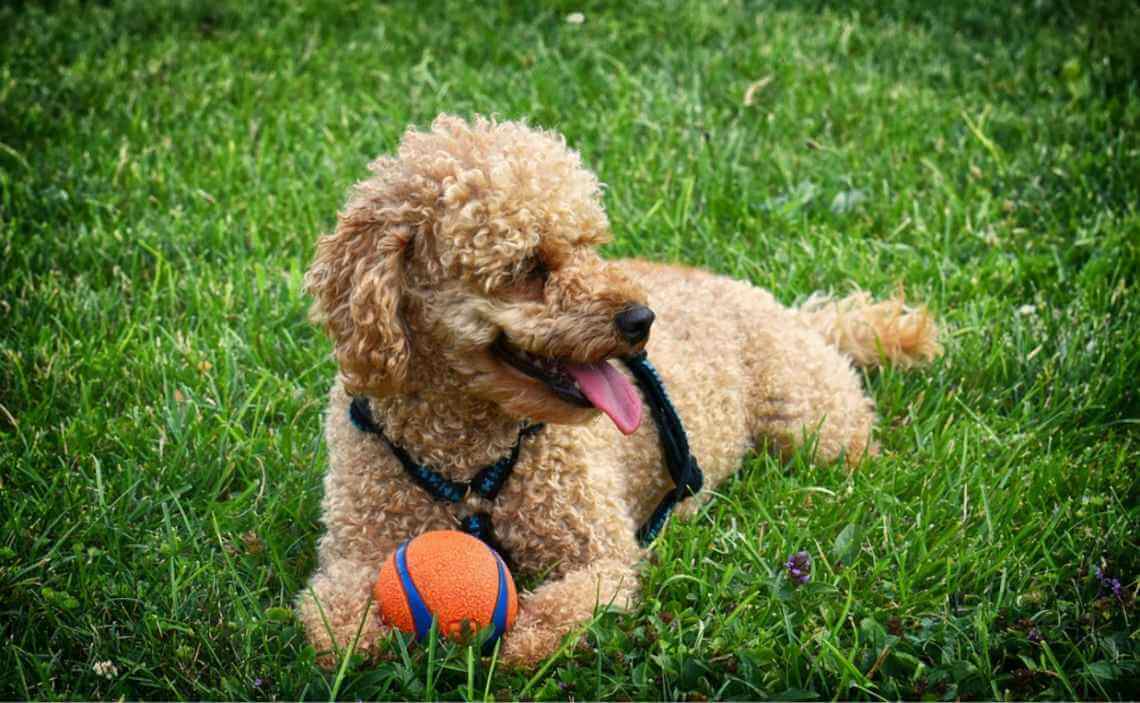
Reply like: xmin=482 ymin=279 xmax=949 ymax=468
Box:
xmin=615 ymin=305 xmax=655 ymax=345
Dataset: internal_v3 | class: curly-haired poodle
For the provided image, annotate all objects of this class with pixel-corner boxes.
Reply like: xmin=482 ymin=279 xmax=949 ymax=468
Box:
xmin=297 ymin=114 xmax=941 ymax=668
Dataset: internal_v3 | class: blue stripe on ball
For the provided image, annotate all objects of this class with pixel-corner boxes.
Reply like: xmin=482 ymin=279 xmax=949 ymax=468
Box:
xmin=395 ymin=541 xmax=434 ymax=640
xmin=485 ymin=547 xmax=509 ymax=654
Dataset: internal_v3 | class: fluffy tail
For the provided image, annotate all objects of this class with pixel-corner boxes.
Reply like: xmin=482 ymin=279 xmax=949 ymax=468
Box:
xmin=797 ymin=289 xmax=943 ymax=370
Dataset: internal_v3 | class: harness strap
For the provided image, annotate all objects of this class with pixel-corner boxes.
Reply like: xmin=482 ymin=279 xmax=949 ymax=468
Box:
xmin=349 ymin=396 xmax=540 ymax=559
xmin=621 ymin=353 xmax=704 ymax=545
xmin=347 ymin=352 xmax=702 ymax=554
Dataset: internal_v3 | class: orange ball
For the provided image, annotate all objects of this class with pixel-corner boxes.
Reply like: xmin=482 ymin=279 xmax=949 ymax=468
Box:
xmin=373 ymin=530 xmax=518 ymax=651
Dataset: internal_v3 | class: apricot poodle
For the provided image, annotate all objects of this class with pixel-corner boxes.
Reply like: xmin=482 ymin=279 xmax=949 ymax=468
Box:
xmin=297 ymin=114 xmax=941 ymax=668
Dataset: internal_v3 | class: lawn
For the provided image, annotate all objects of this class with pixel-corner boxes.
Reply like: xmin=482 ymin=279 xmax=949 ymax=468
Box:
xmin=1 ymin=0 xmax=1137 ymax=699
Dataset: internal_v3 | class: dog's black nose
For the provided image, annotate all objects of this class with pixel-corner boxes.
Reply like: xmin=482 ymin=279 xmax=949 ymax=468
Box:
xmin=615 ymin=305 xmax=655 ymax=345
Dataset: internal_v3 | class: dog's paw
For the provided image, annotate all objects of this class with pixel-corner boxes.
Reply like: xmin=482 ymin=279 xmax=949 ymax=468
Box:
xmin=496 ymin=609 xmax=567 ymax=669
xmin=296 ymin=559 xmax=389 ymax=671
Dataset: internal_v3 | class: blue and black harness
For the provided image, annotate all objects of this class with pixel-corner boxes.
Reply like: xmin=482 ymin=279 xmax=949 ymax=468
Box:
xmin=349 ymin=352 xmax=703 ymax=645
xmin=349 ymin=352 xmax=703 ymax=550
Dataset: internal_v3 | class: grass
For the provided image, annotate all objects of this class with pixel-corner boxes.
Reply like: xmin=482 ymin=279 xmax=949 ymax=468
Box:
xmin=1 ymin=0 xmax=1137 ymax=699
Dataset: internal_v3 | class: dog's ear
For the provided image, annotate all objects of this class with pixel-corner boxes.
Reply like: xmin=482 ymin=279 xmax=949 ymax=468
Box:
xmin=305 ymin=198 xmax=414 ymax=397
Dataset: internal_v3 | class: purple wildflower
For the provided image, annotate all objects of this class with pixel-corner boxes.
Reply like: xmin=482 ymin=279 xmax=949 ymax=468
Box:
xmin=785 ymin=551 xmax=812 ymax=585
xmin=1027 ymin=627 xmax=1042 ymax=644
xmin=253 ymin=677 xmax=263 ymax=688
xmin=1095 ymin=566 xmax=1125 ymax=601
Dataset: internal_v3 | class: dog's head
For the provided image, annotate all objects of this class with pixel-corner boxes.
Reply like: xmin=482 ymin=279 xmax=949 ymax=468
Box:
xmin=305 ymin=115 xmax=650 ymax=434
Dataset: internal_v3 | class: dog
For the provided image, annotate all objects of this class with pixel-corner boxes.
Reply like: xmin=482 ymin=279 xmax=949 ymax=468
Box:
xmin=297 ymin=114 xmax=941 ymax=668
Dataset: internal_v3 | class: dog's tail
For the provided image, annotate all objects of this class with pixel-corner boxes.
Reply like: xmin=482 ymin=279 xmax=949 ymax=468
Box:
xmin=796 ymin=288 xmax=943 ymax=370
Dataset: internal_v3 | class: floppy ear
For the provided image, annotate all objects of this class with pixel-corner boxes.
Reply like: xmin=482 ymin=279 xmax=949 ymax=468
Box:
xmin=305 ymin=203 xmax=413 ymax=397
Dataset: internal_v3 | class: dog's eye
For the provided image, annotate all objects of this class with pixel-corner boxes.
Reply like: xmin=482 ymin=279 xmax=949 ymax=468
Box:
xmin=530 ymin=260 xmax=549 ymax=281
xmin=501 ymin=259 xmax=548 ymax=301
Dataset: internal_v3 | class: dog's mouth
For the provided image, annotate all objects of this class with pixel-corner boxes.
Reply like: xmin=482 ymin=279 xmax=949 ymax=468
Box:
xmin=491 ymin=335 xmax=642 ymax=435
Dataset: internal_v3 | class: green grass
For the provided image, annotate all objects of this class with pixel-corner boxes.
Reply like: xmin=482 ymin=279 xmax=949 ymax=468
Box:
xmin=2 ymin=0 xmax=1137 ymax=699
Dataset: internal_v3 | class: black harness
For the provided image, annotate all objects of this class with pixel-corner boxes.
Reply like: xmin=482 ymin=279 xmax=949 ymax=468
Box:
xmin=622 ymin=353 xmax=704 ymax=545
xmin=349 ymin=352 xmax=702 ymax=555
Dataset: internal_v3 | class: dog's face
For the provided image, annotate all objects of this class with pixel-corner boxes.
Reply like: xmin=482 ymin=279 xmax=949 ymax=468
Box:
xmin=305 ymin=116 xmax=650 ymax=434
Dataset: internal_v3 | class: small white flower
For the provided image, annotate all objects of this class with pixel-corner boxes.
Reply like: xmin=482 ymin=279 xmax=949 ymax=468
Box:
xmin=93 ymin=660 xmax=118 ymax=679
xmin=565 ymin=12 xmax=585 ymax=24
xmin=1018 ymin=304 xmax=1036 ymax=316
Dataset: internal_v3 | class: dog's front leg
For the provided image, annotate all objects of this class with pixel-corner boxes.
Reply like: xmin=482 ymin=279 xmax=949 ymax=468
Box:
xmin=499 ymin=558 xmax=640 ymax=668
xmin=296 ymin=557 xmax=389 ymax=670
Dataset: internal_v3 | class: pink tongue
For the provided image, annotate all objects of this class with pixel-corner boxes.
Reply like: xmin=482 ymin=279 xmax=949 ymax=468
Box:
xmin=564 ymin=361 xmax=642 ymax=435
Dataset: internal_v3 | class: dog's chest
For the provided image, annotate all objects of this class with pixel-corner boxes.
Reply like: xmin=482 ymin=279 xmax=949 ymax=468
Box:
xmin=486 ymin=430 xmax=633 ymax=575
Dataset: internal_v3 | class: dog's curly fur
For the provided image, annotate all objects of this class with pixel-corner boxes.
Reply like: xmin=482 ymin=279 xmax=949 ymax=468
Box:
xmin=297 ymin=115 xmax=942 ymax=668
